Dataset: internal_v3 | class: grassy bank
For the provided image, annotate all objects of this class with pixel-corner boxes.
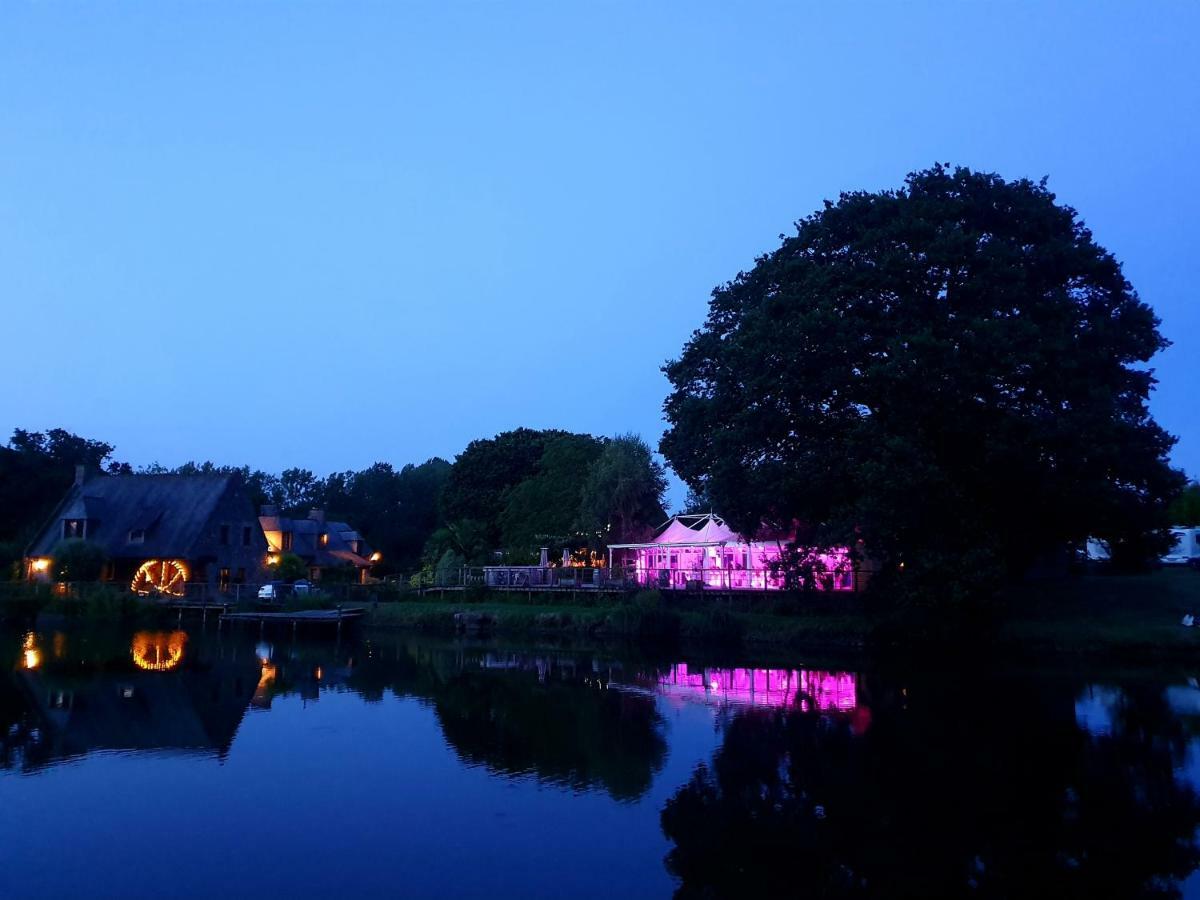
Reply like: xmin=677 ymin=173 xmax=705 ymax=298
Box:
xmin=362 ymin=591 xmax=872 ymax=650
xmin=996 ymin=569 xmax=1200 ymax=656
xmin=358 ymin=570 xmax=1200 ymax=657
xmin=4 ymin=571 xmax=1200 ymax=657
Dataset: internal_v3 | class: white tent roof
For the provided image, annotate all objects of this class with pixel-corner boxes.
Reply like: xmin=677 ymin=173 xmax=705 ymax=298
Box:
xmin=609 ymin=513 xmax=742 ymax=549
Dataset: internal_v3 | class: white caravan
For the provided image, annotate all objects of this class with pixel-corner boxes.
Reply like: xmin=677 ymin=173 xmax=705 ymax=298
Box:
xmin=1162 ymin=527 xmax=1200 ymax=566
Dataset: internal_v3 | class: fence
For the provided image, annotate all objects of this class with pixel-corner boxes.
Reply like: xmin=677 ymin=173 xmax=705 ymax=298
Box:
xmin=404 ymin=564 xmax=856 ymax=593
xmin=2 ymin=562 xmax=857 ymax=610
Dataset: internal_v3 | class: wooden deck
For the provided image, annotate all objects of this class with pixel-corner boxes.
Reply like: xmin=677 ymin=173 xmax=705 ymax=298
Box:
xmin=219 ymin=607 xmax=365 ymax=628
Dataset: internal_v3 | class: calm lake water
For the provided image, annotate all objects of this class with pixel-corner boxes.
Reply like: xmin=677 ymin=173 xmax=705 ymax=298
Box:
xmin=3 ymin=623 xmax=1200 ymax=899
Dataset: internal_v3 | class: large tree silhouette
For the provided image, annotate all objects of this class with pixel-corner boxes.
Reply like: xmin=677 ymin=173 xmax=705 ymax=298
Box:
xmin=662 ymin=165 xmax=1183 ymax=600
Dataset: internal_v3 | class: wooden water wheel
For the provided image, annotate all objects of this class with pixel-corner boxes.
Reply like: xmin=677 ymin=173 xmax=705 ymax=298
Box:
xmin=130 ymin=559 xmax=188 ymax=597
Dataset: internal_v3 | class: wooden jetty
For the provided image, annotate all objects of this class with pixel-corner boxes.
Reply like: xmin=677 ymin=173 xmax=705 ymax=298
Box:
xmin=219 ymin=607 xmax=366 ymax=634
xmin=157 ymin=599 xmax=234 ymax=624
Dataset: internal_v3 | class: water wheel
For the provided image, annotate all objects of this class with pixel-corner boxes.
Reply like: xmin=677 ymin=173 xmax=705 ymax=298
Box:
xmin=131 ymin=559 xmax=188 ymax=597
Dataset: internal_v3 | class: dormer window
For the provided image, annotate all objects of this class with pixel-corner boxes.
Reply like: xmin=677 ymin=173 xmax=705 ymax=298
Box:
xmin=128 ymin=529 xmax=146 ymax=545
xmin=63 ymin=519 xmax=86 ymax=539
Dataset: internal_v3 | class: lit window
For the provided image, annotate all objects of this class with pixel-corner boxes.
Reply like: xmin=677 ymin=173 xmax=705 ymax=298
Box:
xmin=319 ymin=533 xmax=329 ymax=547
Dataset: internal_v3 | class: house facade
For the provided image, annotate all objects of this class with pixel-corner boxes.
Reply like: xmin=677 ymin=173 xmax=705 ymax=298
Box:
xmin=24 ymin=467 xmax=269 ymax=595
xmin=258 ymin=506 xmax=377 ymax=583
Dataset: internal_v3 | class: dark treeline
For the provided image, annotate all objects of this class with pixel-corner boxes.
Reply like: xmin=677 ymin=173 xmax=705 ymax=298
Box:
xmin=0 ymin=426 xmax=668 ymax=579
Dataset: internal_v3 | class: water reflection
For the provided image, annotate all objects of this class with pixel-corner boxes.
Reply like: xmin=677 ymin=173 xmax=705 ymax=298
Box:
xmin=4 ymin=626 xmax=1200 ymax=898
xmin=661 ymin=669 xmax=1200 ymax=899
xmin=432 ymin=654 xmax=667 ymax=801
xmin=130 ymin=630 xmax=187 ymax=671
xmin=1 ymin=628 xmax=257 ymax=771
xmin=21 ymin=632 xmax=40 ymax=670
xmin=650 ymin=664 xmax=859 ymax=712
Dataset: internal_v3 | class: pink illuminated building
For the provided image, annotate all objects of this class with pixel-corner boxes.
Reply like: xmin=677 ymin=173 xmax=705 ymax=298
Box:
xmin=607 ymin=513 xmax=854 ymax=591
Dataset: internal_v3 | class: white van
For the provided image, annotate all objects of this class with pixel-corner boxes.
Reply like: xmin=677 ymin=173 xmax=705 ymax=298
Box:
xmin=1162 ymin=527 xmax=1200 ymax=566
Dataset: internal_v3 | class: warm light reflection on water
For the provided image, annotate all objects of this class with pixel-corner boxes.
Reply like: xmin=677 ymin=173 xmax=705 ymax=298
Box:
xmin=130 ymin=631 xmax=187 ymax=672
xmin=21 ymin=633 xmax=40 ymax=670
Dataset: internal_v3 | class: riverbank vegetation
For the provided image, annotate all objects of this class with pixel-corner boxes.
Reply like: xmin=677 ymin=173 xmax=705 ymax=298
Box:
xmin=359 ymin=570 xmax=1200 ymax=657
xmin=4 ymin=567 xmax=1200 ymax=658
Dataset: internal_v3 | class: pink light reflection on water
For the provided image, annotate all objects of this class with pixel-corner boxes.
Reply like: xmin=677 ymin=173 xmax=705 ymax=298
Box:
xmin=656 ymin=663 xmax=858 ymax=712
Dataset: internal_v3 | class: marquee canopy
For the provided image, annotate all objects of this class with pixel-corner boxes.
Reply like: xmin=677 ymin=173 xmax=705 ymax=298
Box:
xmin=608 ymin=513 xmax=745 ymax=550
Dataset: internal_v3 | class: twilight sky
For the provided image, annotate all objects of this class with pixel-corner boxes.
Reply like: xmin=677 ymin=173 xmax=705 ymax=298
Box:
xmin=2 ymin=2 xmax=1197 ymax=506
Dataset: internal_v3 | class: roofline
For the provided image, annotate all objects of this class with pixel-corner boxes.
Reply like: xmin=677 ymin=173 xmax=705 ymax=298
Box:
xmin=23 ymin=479 xmax=82 ymax=558
xmin=608 ymin=540 xmax=728 ymax=550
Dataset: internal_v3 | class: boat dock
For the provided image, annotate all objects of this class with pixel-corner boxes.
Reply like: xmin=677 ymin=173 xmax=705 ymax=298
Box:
xmin=219 ymin=607 xmax=366 ymax=633
xmin=157 ymin=599 xmax=235 ymax=624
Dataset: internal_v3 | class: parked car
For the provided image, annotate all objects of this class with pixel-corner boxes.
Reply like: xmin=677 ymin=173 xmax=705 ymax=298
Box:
xmin=257 ymin=581 xmax=289 ymax=601
xmin=257 ymin=579 xmax=314 ymax=601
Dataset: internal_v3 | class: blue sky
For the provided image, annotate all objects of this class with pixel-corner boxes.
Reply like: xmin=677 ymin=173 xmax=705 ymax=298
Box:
xmin=1 ymin=2 xmax=1197 ymax=507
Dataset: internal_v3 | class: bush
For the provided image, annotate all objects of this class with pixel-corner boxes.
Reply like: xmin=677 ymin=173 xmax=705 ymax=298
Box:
xmin=285 ymin=590 xmax=337 ymax=612
xmin=50 ymin=539 xmax=107 ymax=582
xmin=272 ymin=552 xmax=307 ymax=582
xmin=609 ymin=590 xmax=682 ymax=641
xmin=691 ymin=605 xmax=745 ymax=645
xmin=46 ymin=584 xmax=144 ymax=620
xmin=0 ymin=582 xmax=52 ymax=620
xmin=462 ymin=583 xmax=490 ymax=604
xmin=0 ymin=541 xmax=24 ymax=582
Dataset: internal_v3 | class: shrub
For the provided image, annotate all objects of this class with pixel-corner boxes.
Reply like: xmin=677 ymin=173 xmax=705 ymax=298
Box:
xmin=272 ymin=552 xmax=307 ymax=582
xmin=609 ymin=590 xmax=682 ymax=641
xmin=462 ymin=583 xmax=490 ymax=604
xmin=50 ymin=539 xmax=107 ymax=582
xmin=691 ymin=605 xmax=745 ymax=645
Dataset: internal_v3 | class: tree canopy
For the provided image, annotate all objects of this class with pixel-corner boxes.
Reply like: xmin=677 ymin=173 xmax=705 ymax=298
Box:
xmin=1168 ymin=483 xmax=1200 ymax=527
xmin=0 ymin=429 xmax=128 ymax=546
xmin=433 ymin=428 xmax=667 ymax=565
xmin=576 ymin=434 xmax=668 ymax=544
xmin=662 ymin=164 xmax=1184 ymax=600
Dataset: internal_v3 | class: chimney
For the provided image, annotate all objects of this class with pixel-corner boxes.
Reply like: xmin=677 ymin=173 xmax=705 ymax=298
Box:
xmin=539 ymin=547 xmax=549 ymax=567
xmin=308 ymin=508 xmax=325 ymax=524
xmin=74 ymin=464 xmax=87 ymax=487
